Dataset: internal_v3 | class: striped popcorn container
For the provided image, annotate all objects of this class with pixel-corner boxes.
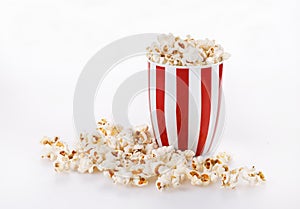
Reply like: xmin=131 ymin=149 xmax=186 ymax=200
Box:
xmin=148 ymin=61 xmax=225 ymax=156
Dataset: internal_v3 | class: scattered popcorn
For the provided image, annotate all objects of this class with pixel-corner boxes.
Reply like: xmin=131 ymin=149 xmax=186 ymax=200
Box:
xmin=146 ymin=33 xmax=230 ymax=66
xmin=41 ymin=118 xmax=265 ymax=191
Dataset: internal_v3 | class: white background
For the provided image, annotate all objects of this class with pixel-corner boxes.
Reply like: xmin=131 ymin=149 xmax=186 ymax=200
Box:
xmin=0 ymin=0 xmax=299 ymax=208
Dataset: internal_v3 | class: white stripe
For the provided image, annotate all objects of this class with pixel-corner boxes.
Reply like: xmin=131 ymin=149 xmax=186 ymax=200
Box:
xmin=149 ymin=62 xmax=162 ymax=147
xmin=164 ymin=66 xmax=178 ymax=149
xmin=202 ymin=65 xmax=219 ymax=155
xmin=208 ymin=79 xmax=226 ymax=154
xmin=188 ymin=67 xmax=201 ymax=153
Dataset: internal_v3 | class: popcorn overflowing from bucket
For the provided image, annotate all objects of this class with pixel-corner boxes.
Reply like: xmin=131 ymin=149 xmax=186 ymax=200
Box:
xmin=41 ymin=119 xmax=265 ymax=191
xmin=146 ymin=33 xmax=230 ymax=66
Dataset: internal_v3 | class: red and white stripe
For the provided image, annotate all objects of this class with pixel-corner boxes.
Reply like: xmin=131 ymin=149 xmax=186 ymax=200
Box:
xmin=148 ymin=61 xmax=224 ymax=156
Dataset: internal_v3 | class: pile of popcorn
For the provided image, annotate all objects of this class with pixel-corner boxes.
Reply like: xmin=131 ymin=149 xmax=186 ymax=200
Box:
xmin=41 ymin=119 xmax=265 ymax=191
xmin=146 ymin=33 xmax=230 ymax=66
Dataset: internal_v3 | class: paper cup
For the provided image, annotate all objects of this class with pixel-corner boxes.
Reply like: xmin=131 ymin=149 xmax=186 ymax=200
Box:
xmin=148 ymin=61 xmax=225 ymax=156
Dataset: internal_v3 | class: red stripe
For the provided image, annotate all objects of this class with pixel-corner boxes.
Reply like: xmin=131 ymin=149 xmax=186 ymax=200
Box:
xmin=156 ymin=65 xmax=169 ymax=146
xmin=176 ymin=68 xmax=189 ymax=150
xmin=148 ymin=62 xmax=158 ymax=144
xmin=196 ymin=67 xmax=212 ymax=156
xmin=208 ymin=63 xmax=223 ymax=152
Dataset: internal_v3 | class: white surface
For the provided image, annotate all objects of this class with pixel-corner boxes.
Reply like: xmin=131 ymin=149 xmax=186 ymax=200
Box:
xmin=0 ymin=0 xmax=300 ymax=208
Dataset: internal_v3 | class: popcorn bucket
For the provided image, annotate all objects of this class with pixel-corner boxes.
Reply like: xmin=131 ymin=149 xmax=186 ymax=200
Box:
xmin=148 ymin=61 xmax=225 ymax=156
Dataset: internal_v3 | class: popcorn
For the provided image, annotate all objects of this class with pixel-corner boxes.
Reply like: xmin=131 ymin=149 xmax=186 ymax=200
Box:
xmin=41 ymin=118 xmax=265 ymax=191
xmin=132 ymin=177 xmax=148 ymax=187
xmin=216 ymin=152 xmax=232 ymax=163
xmin=146 ymin=33 xmax=230 ymax=66
xmin=188 ymin=172 xmax=211 ymax=186
xmin=112 ymin=171 xmax=132 ymax=185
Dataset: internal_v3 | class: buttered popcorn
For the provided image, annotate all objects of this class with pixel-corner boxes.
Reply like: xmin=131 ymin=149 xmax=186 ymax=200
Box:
xmin=41 ymin=119 xmax=265 ymax=191
xmin=146 ymin=33 xmax=230 ymax=66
